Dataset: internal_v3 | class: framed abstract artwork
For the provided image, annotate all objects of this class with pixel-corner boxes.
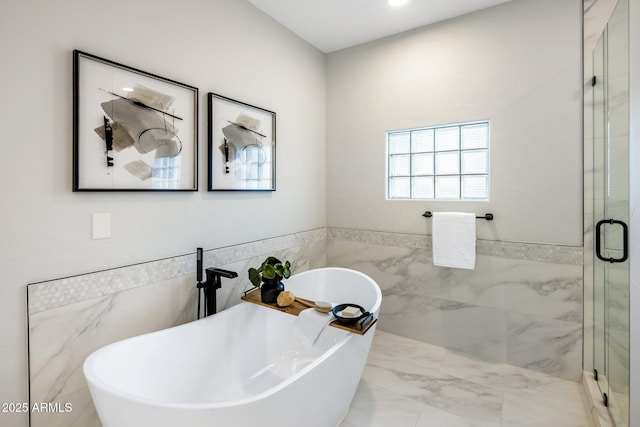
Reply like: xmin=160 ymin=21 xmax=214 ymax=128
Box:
xmin=208 ymin=93 xmax=276 ymax=191
xmin=73 ymin=50 xmax=198 ymax=191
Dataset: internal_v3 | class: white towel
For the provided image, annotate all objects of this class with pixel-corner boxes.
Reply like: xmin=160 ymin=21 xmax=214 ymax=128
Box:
xmin=294 ymin=308 xmax=334 ymax=346
xmin=432 ymin=212 xmax=476 ymax=270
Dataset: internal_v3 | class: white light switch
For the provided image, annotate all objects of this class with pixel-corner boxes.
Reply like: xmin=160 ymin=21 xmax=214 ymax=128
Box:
xmin=92 ymin=213 xmax=111 ymax=239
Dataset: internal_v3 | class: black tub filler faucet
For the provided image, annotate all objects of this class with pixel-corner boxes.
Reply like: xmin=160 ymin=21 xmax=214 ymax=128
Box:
xmin=196 ymin=248 xmax=238 ymax=319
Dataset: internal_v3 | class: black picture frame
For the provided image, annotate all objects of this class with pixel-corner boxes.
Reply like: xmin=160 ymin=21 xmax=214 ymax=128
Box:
xmin=73 ymin=50 xmax=198 ymax=191
xmin=208 ymin=93 xmax=276 ymax=191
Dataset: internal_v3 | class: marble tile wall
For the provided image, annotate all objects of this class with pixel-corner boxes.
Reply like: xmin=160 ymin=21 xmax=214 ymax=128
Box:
xmin=26 ymin=228 xmax=327 ymax=427
xmin=27 ymin=225 xmax=585 ymax=427
xmin=327 ymin=228 xmax=584 ymax=382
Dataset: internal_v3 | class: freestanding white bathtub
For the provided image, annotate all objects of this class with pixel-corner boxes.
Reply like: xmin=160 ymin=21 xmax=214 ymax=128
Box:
xmin=83 ymin=267 xmax=382 ymax=427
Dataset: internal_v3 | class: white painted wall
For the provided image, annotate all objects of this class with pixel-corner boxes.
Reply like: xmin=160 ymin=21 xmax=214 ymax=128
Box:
xmin=0 ymin=1 xmax=326 ymax=425
xmin=326 ymin=0 xmax=582 ymax=245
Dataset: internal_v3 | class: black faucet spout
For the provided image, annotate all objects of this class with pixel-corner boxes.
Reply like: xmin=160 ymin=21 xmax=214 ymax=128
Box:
xmin=206 ymin=268 xmax=239 ymax=280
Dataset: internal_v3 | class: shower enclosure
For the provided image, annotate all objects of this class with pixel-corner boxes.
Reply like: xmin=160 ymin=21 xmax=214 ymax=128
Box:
xmin=592 ymin=0 xmax=629 ymax=425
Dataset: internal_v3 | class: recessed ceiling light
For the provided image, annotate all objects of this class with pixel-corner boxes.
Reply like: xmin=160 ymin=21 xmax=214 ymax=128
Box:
xmin=389 ymin=0 xmax=409 ymax=7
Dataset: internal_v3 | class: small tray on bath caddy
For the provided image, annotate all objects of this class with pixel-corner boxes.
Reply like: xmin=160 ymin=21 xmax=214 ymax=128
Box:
xmin=241 ymin=289 xmax=376 ymax=335
xmin=332 ymin=303 xmax=366 ymax=324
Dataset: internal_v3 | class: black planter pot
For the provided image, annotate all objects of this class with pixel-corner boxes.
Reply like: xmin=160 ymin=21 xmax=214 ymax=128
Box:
xmin=260 ymin=278 xmax=285 ymax=303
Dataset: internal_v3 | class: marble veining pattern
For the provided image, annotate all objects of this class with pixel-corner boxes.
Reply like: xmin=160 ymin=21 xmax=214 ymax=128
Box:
xmin=507 ymin=312 xmax=583 ymax=381
xmin=341 ymin=331 xmax=592 ymax=427
xmin=328 ymin=229 xmax=583 ymax=381
xmin=29 ymin=276 xmax=196 ymax=406
xmin=448 ymin=257 xmax=583 ymax=323
xmin=380 ymin=292 xmax=509 ymax=363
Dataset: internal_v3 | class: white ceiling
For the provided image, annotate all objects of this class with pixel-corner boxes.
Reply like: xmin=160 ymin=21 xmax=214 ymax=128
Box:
xmin=246 ymin=0 xmax=513 ymax=53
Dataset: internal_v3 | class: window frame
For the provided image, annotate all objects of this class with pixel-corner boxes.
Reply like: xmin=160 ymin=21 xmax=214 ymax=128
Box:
xmin=386 ymin=120 xmax=490 ymax=201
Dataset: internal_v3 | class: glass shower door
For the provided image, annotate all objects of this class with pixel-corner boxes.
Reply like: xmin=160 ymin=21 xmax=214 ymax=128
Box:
xmin=593 ymin=0 xmax=629 ymax=425
xmin=592 ymin=30 xmax=607 ymax=404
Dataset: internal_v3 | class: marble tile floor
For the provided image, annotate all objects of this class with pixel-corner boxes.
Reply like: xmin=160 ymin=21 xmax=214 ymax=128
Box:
xmin=341 ymin=330 xmax=592 ymax=427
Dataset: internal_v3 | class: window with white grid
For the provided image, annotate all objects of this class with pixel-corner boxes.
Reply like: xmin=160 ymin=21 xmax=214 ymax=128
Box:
xmin=387 ymin=121 xmax=489 ymax=200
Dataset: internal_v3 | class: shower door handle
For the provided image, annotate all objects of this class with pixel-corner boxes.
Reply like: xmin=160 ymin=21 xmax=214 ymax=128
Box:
xmin=595 ymin=219 xmax=628 ymax=263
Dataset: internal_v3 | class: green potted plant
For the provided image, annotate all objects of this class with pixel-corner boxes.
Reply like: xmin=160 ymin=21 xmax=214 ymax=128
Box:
xmin=248 ymin=256 xmax=292 ymax=303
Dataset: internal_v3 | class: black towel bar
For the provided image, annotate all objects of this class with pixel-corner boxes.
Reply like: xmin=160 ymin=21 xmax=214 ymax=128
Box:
xmin=422 ymin=211 xmax=494 ymax=221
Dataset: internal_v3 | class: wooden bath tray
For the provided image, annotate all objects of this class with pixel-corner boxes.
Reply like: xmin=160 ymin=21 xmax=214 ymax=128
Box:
xmin=241 ymin=289 xmax=376 ymax=335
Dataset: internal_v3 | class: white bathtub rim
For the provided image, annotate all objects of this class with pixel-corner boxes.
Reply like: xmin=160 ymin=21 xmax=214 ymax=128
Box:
xmin=288 ymin=267 xmax=382 ymax=314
